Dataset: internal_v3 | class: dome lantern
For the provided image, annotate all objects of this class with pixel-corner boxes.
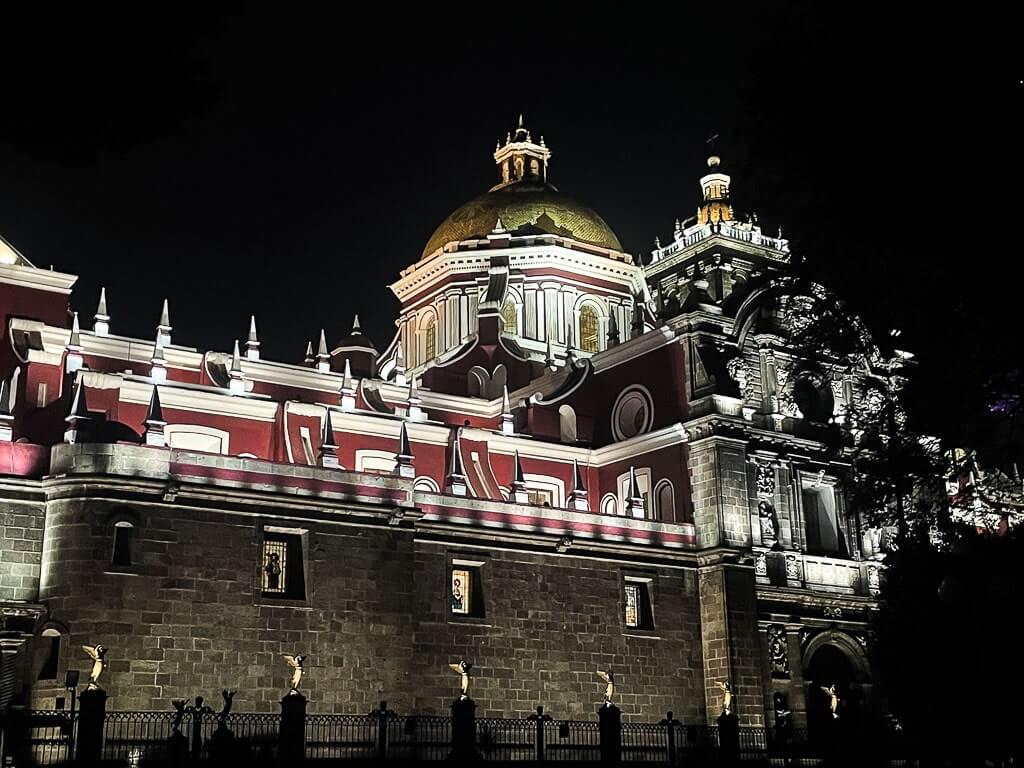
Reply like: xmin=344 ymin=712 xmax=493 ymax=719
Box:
xmin=493 ymin=115 xmax=551 ymax=187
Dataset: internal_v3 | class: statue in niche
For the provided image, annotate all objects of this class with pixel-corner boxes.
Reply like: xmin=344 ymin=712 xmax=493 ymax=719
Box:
xmin=772 ymin=692 xmax=792 ymax=736
xmin=758 ymin=500 xmax=780 ymax=547
xmin=717 ymin=681 xmax=734 ymax=715
xmin=767 ymin=625 xmax=789 ymax=678
xmin=726 ymin=357 xmax=750 ymax=401
xmin=514 ymin=156 xmax=524 ymax=180
xmin=265 ymin=552 xmax=282 ymax=591
xmin=821 ymin=684 xmax=840 ymax=719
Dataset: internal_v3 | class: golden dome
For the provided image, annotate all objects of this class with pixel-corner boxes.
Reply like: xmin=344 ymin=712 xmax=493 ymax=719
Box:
xmin=421 ymin=180 xmax=623 ymax=260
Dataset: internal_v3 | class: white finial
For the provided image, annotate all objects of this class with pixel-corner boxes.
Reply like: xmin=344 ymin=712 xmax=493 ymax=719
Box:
xmin=303 ymin=340 xmax=314 ymax=365
xmin=228 ymin=340 xmax=245 ymax=394
xmin=94 ymin=287 xmax=110 ymax=335
xmin=339 ymin=358 xmax=357 ymax=411
xmin=157 ymin=299 xmax=172 ymax=346
xmin=246 ymin=316 xmax=260 ymax=360
xmin=316 ymin=329 xmax=331 ymax=373
xmin=66 ymin=313 xmax=83 ymax=373
xmin=394 ymin=342 xmax=407 ymax=386
xmin=352 ymin=314 xmax=362 ymax=334
xmin=407 ymin=376 xmax=424 ymax=422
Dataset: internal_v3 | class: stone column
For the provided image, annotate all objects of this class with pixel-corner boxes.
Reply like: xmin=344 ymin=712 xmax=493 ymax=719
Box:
xmin=76 ymin=687 xmax=107 ymax=766
xmin=279 ymin=692 xmax=307 ymax=764
xmin=450 ymin=696 xmax=477 ymax=760
xmin=598 ymin=703 xmax=621 ymax=764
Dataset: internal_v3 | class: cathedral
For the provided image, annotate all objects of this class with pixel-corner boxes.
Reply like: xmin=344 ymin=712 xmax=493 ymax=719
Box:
xmin=0 ymin=119 xmax=910 ymax=734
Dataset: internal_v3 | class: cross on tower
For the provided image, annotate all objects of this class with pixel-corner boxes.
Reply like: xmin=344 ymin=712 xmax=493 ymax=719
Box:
xmin=705 ymin=133 xmax=720 ymax=154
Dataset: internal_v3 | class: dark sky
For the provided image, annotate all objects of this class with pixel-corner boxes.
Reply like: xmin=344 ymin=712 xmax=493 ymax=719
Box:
xmin=1 ymin=6 xmax=1019 ymax=454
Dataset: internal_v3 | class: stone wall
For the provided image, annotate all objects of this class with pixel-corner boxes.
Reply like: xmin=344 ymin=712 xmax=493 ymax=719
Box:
xmin=32 ymin=493 xmax=713 ymax=721
xmin=0 ymin=497 xmax=45 ymax=602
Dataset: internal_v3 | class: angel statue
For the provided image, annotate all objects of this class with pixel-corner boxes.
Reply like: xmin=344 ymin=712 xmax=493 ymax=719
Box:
xmin=821 ymin=684 xmax=840 ymax=719
xmin=82 ymin=645 xmax=108 ymax=690
xmin=282 ymin=654 xmax=306 ymax=695
xmin=448 ymin=659 xmax=472 ymax=699
xmin=596 ymin=670 xmax=615 ymax=706
xmin=717 ymin=681 xmax=734 ymax=715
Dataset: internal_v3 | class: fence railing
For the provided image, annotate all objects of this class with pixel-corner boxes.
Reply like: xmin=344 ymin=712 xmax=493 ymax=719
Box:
xmin=2 ymin=705 xmax=922 ymax=766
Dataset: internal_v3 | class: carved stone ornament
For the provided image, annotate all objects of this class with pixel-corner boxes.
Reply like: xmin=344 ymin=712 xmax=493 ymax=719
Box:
xmin=823 ymin=606 xmax=843 ymax=619
xmin=726 ymin=357 xmax=750 ymax=401
xmin=754 ymin=551 xmax=768 ymax=577
xmin=784 ymin=553 xmax=801 ymax=581
xmin=756 ymin=462 xmax=776 ymax=497
xmin=767 ymin=625 xmax=790 ymax=678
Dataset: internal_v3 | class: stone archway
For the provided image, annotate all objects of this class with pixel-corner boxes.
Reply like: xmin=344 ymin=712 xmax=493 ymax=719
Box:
xmin=802 ymin=631 xmax=871 ymax=741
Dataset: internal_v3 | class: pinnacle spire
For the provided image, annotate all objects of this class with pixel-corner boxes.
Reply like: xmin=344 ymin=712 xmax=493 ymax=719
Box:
xmin=568 ymin=458 xmax=590 ymax=511
xmin=625 ymin=465 xmax=646 ymax=518
xmin=351 ymin=315 xmax=362 ymax=334
xmin=94 ymin=287 xmax=110 ymax=335
xmin=318 ymin=408 xmax=339 ymax=468
xmin=339 ymin=358 xmax=357 ymax=410
xmin=156 ymin=299 xmax=172 ymax=346
xmin=64 ymin=377 xmax=91 ymax=442
xmin=510 ymin=449 xmax=528 ymax=503
xmin=231 ymin=340 xmax=242 ymax=373
xmin=500 ymin=385 xmax=514 ymax=435
xmin=303 ymin=340 xmax=314 ymax=365
xmin=66 ymin=312 xmax=84 ymax=372
xmin=144 ymin=384 xmax=166 ymax=446
xmin=398 ymin=420 xmax=412 ymax=457
xmin=245 ymin=316 xmax=260 ymax=361
xmin=445 ymin=431 xmax=467 ymax=495
xmin=316 ymin=329 xmax=331 ymax=372
xmin=146 ymin=385 xmax=164 ymax=424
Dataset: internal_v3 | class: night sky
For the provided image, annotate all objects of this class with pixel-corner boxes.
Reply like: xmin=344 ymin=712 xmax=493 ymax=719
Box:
xmin=1 ymin=7 xmax=1018 ymax=456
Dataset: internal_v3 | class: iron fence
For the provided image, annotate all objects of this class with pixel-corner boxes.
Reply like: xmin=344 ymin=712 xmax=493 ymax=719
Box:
xmin=1 ymin=706 xmax=928 ymax=766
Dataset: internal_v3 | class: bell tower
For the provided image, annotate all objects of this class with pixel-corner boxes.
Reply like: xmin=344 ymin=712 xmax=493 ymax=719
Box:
xmin=492 ymin=115 xmax=551 ymax=187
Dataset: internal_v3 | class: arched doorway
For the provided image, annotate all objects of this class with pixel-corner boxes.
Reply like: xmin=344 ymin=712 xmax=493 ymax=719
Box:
xmin=803 ymin=636 xmax=870 ymax=742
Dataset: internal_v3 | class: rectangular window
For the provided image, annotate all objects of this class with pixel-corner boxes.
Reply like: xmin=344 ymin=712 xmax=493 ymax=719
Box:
xmin=527 ymin=488 xmax=554 ymax=507
xmin=802 ymin=482 xmax=844 ymax=556
xmin=624 ymin=578 xmax=654 ymax=630
xmin=112 ymin=524 xmax=133 ymax=567
xmin=450 ymin=561 xmax=485 ymax=618
xmin=38 ymin=636 xmax=60 ymax=680
xmin=262 ymin=531 xmax=306 ymax=600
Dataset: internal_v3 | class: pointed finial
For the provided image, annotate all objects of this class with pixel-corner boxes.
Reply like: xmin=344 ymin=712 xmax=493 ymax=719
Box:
xmin=94 ymin=287 xmax=110 ymax=335
xmin=144 ymin=384 xmax=166 ymax=446
xmin=316 ymin=329 xmax=331 ymax=372
xmin=510 ymin=449 xmax=529 ymax=503
xmin=500 ymin=385 xmax=514 ymax=435
xmin=654 ymin=236 xmax=662 ymax=249
xmin=352 ymin=315 xmax=362 ymax=334
xmin=518 ymin=113 xmax=524 ymax=129
xmin=446 ymin=431 xmax=467 ymax=496
xmin=245 ymin=316 xmax=260 ymax=360
xmin=64 ymin=377 xmax=90 ymax=443
xmin=303 ymin=340 xmax=314 ymax=365
xmin=156 ymin=299 xmax=172 ymax=346
xmin=568 ymin=458 xmax=590 ymax=511
xmin=231 ymin=340 xmax=242 ymax=373
xmin=398 ymin=421 xmax=412 ymax=458
xmin=146 ymin=385 xmax=164 ymax=424
xmin=68 ymin=312 xmax=82 ymax=352
xmin=625 ymin=465 xmax=646 ymax=518
xmin=322 ymin=408 xmax=337 ymax=448
xmin=339 ymin=358 xmax=357 ymax=410
xmin=318 ymin=409 xmax=340 ymax=468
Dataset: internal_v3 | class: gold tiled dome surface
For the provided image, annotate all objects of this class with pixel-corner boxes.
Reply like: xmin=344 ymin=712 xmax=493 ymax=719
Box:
xmin=421 ymin=181 xmax=622 ymax=260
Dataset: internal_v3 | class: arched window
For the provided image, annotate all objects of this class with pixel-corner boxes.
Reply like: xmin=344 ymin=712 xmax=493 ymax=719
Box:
xmin=601 ymin=494 xmax=618 ymax=516
xmin=580 ymin=305 xmax=600 ymax=353
xmin=500 ymin=301 xmax=518 ymax=335
xmin=654 ymin=480 xmax=675 ymax=522
xmin=112 ymin=521 xmax=134 ymax=567
xmin=37 ymin=628 xmax=61 ymax=681
xmin=422 ymin=315 xmax=436 ymax=361
xmin=558 ymin=405 xmax=577 ymax=443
